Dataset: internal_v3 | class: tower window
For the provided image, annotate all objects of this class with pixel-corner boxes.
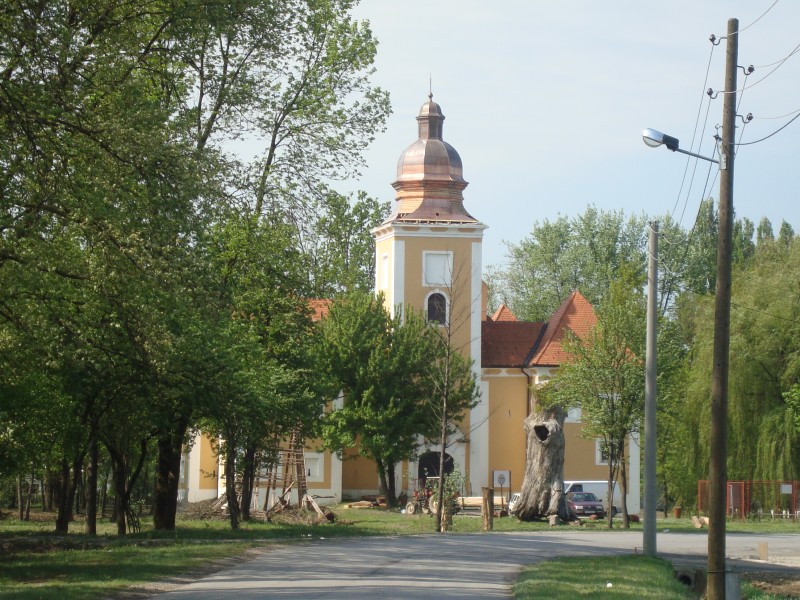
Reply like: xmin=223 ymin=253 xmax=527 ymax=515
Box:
xmin=423 ymin=251 xmax=452 ymax=286
xmin=427 ymin=293 xmax=447 ymax=325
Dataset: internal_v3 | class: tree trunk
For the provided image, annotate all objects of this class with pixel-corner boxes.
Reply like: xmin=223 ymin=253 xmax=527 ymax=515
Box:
xmin=54 ymin=456 xmax=83 ymax=533
xmin=606 ymin=457 xmax=616 ymax=529
xmin=153 ymin=417 xmax=188 ymax=530
xmin=112 ymin=459 xmax=128 ymax=536
xmin=515 ymin=406 xmax=573 ymax=522
xmin=107 ymin=439 xmax=148 ymax=536
xmin=24 ymin=468 xmax=33 ymax=520
xmin=100 ymin=466 xmax=110 ymax=518
xmin=386 ymin=461 xmax=397 ymax=506
xmin=225 ymin=449 xmax=240 ymax=529
xmin=16 ymin=475 xmax=23 ymax=520
xmin=240 ymin=445 xmax=257 ymax=522
xmin=85 ymin=436 xmax=98 ymax=535
xmin=375 ymin=458 xmax=395 ymax=506
xmin=619 ymin=451 xmax=630 ymax=529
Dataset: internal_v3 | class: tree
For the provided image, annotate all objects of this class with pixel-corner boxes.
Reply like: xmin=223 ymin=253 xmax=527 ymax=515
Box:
xmin=304 ymin=191 xmax=391 ymax=296
xmin=542 ymin=267 xmax=645 ymax=528
xmin=500 ymin=207 xmax=647 ymax=321
xmin=513 ymin=405 xmax=573 ymax=522
xmin=1 ymin=0 xmax=389 ymax=532
xmin=682 ymin=198 xmax=719 ymax=295
xmin=424 ymin=266 xmax=481 ymax=532
xmin=318 ymin=292 xmax=450 ymax=506
xmin=732 ymin=217 xmax=756 ymax=265
xmin=683 ymin=239 xmax=800 ymax=486
xmin=779 ymin=221 xmax=795 ymax=247
xmin=757 ymin=217 xmax=775 ymax=246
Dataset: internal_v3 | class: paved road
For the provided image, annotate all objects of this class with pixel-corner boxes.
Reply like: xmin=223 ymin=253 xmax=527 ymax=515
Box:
xmin=150 ymin=531 xmax=800 ymax=599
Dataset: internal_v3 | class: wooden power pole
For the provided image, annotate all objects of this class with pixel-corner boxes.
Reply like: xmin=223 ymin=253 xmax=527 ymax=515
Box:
xmin=707 ymin=17 xmax=737 ymax=600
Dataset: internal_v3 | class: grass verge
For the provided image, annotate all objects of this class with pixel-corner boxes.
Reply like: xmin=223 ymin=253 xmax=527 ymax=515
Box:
xmin=2 ymin=508 xmax=800 ymax=598
xmin=514 ymin=555 xmax=699 ymax=599
xmin=0 ymin=541 xmax=252 ymax=600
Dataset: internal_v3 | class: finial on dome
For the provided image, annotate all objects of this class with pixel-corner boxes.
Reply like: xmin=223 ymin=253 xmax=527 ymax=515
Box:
xmin=417 ymin=92 xmax=443 ymax=140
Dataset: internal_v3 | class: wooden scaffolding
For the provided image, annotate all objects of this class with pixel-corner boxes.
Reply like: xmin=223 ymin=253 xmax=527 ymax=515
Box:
xmin=263 ymin=429 xmax=327 ymax=519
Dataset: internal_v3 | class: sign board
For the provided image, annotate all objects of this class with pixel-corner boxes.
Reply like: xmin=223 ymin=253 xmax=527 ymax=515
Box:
xmin=781 ymin=484 xmax=793 ymax=495
xmin=493 ymin=470 xmax=511 ymax=490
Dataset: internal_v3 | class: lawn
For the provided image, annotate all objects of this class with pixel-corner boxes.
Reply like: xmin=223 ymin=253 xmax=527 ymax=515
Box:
xmin=2 ymin=508 xmax=799 ymax=599
xmin=514 ymin=555 xmax=699 ymax=599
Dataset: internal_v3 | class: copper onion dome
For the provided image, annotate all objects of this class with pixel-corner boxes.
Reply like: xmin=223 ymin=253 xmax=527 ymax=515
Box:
xmin=389 ymin=94 xmax=476 ymax=223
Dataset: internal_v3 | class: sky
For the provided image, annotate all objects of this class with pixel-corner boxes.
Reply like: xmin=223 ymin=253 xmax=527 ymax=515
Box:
xmin=335 ymin=0 xmax=800 ymax=268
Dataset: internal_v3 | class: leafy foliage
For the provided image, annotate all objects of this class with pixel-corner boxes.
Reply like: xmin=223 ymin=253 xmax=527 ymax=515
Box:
xmin=541 ymin=265 xmax=645 ymax=527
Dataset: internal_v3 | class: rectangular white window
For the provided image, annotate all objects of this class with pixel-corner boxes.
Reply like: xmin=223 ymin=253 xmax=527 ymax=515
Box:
xmin=423 ymin=251 xmax=452 ymax=287
xmin=305 ymin=452 xmax=323 ymax=482
xmin=595 ymin=439 xmax=609 ymax=465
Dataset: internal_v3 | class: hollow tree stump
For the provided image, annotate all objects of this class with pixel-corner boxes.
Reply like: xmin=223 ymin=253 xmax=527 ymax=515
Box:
xmin=514 ymin=405 xmax=574 ymax=522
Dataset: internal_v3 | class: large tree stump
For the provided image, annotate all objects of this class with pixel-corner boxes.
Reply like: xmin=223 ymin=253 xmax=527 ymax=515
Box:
xmin=514 ymin=406 xmax=574 ymax=522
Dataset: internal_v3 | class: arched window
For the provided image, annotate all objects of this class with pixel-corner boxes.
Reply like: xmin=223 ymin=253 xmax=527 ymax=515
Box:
xmin=427 ymin=292 xmax=447 ymax=325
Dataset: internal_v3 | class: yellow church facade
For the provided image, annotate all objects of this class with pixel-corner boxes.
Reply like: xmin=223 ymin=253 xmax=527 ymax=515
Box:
xmin=180 ymin=96 xmax=640 ymax=514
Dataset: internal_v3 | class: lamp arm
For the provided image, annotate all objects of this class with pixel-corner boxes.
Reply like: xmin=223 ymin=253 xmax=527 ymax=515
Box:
xmin=674 ymin=147 xmax=719 ymax=164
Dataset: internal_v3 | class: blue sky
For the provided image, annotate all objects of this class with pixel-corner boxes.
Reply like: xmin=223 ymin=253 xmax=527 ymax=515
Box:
xmin=340 ymin=1 xmax=800 ymax=268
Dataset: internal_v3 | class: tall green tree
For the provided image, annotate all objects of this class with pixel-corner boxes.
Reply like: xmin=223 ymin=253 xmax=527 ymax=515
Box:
xmin=678 ymin=237 xmax=800 ymax=509
xmin=500 ymin=207 xmax=647 ymax=321
xmin=317 ymin=292 xmax=455 ymax=505
xmin=304 ymin=191 xmax=390 ymax=296
xmin=544 ymin=266 xmax=645 ymax=528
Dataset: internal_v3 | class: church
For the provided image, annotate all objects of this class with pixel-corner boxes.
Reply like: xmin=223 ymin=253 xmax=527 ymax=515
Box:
xmin=180 ymin=96 xmax=640 ymax=513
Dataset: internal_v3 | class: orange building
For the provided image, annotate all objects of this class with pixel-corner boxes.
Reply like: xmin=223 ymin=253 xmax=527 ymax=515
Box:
xmin=181 ymin=96 xmax=640 ymax=514
xmin=365 ymin=95 xmax=639 ymax=510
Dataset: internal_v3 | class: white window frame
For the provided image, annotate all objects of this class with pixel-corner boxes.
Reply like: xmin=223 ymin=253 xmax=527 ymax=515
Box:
xmin=422 ymin=251 xmax=453 ymax=287
xmin=595 ymin=439 xmax=609 ymax=466
xmin=425 ymin=290 xmax=449 ymax=326
xmin=304 ymin=452 xmax=324 ymax=483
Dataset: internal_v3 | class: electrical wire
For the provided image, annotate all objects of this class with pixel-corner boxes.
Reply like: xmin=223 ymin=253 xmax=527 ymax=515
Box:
xmin=742 ymin=41 xmax=800 ymax=90
xmin=670 ymin=44 xmax=717 ymax=226
xmin=736 ymin=111 xmax=800 ymax=145
xmin=754 ymin=107 xmax=800 ymax=120
xmin=735 ymin=0 xmax=781 ymax=35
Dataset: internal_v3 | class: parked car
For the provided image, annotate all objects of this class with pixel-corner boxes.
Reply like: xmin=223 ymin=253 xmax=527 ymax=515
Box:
xmin=564 ymin=480 xmax=620 ymax=516
xmin=567 ymin=491 xmax=606 ymax=518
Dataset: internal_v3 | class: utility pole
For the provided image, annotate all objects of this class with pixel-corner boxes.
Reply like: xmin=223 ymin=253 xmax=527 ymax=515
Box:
xmin=643 ymin=222 xmax=657 ymax=556
xmin=707 ymin=17 xmax=737 ymax=600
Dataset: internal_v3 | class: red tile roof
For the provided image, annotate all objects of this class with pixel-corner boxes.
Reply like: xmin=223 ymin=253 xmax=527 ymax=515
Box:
xmin=491 ymin=303 xmax=517 ymax=322
xmin=528 ymin=291 xmax=597 ymax=366
xmin=481 ymin=291 xmax=597 ymax=369
xmin=482 ymin=321 xmax=544 ymax=367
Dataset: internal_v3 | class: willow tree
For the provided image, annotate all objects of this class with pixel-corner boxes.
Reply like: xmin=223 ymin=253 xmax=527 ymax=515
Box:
xmin=679 ymin=238 xmax=800 ymax=502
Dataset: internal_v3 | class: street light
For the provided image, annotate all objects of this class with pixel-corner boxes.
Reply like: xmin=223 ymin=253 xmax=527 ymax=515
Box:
xmin=639 ymin=129 xmax=720 ymax=561
xmin=641 ymin=19 xmax=738 ymax=599
xmin=641 ymin=128 xmax=720 ymax=164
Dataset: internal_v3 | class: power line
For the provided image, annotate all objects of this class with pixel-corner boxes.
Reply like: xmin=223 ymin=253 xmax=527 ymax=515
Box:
xmin=735 ymin=0 xmax=781 ymax=34
xmin=737 ymin=110 xmax=800 ymax=145
xmin=670 ymin=43 xmax=717 ymax=228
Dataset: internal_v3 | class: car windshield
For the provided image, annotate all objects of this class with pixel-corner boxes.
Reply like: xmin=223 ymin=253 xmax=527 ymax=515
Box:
xmin=571 ymin=493 xmax=598 ymax=502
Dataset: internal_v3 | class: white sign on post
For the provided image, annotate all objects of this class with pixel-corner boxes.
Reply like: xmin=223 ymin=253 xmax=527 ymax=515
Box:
xmin=493 ymin=470 xmax=510 ymax=490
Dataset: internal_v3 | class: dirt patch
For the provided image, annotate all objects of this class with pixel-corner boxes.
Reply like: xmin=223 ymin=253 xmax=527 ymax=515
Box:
xmin=743 ymin=571 xmax=800 ymax=597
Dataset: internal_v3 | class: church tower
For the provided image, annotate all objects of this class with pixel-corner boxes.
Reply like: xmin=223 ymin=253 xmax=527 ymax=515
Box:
xmin=372 ymin=95 xmax=489 ymax=491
